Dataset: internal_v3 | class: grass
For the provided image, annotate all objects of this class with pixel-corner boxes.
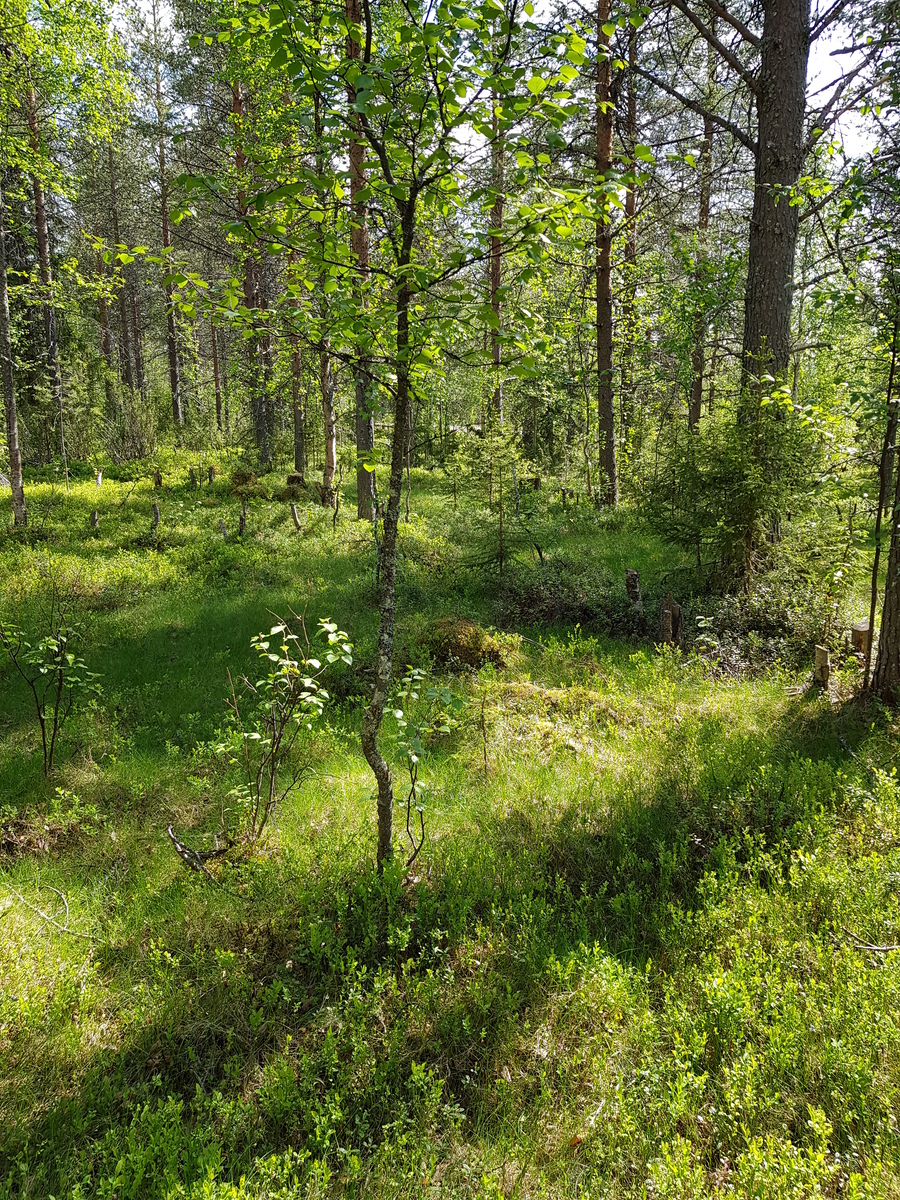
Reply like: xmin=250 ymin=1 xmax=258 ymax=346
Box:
xmin=1 ymin=462 xmax=899 ymax=1198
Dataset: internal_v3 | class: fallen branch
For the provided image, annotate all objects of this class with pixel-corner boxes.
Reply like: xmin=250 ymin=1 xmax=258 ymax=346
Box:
xmin=842 ymin=926 xmax=900 ymax=953
xmin=5 ymin=884 xmax=97 ymax=942
xmin=166 ymin=825 xmax=233 ymax=885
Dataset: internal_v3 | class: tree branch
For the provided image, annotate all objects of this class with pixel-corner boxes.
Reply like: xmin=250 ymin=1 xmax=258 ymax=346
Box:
xmin=633 ymin=65 xmax=757 ymax=151
xmin=701 ymin=0 xmax=760 ymax=48
xmin=669 ymin=0 xmax=759 ymax=95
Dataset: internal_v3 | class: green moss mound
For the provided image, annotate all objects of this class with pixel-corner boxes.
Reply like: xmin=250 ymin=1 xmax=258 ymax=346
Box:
xmin=426 ymin=615 xmax=505 ymax=669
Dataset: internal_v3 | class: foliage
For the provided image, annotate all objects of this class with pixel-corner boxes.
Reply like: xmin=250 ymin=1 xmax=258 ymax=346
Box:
xmin=217 ymin=614 xmax=352 ymax=843
xmin=0 ymin=593 xmax=101 ymax=775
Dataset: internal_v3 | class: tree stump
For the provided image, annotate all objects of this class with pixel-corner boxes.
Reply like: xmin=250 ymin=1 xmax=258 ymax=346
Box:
xmin=290 ymin=503 xmax=302 ymax=531
xmin=189 ymin=467 xmax=198 ymax=488
xmin=814 ymin=645 xmax=831 ymax=686
xmin=208 ymin=466 xmax=215 ymax=485
xmin=851 ymin=621 xmax=871 ymax=655
xmin=154 ymin=468 xmax=162 ymax=489
xmin=218 ymin=520 xmax=228 ymax=540
xmin=625 ymin=568 xmax=643 ymax=615
xmin=95 ymin=470 xmax=103 ymax=487
xmin=89 ymin=509 xmax=99 ymax=529
xmin=151 ymin=503 xmax=160 ymax=532
xmin=238 ymin=506 xmax=247 ymax=537
xmin=659 ymin=593 xmax=683 ymax=645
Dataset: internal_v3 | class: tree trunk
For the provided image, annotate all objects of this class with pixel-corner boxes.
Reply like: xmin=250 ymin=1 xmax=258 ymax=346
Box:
xmin=361 ymin=206 xmax=416 ymax=866
xmin=868 ymin=316 xmax=900 ymax=692
xmin=26 ymin=84 xmax=67 ymax=486
xmin=96 ymin=250 xmax=117 ymax=417
xmin=319 ymin=346 xmax=337 ymax=504
xmin=0 ymin=177 xmax=26 ymax=526
xmin=291 ymin=333 xmax=306 ymax=475
xmin=346 ymin=0 xmax=377 ymax=519
xmin=595 ymin=0 xmax=617 ymax=505
xmin=620 ymin=24 xmax=638 ymax=436
xmin=689 ymin=40 xmax=715 ymax=429
xmin=211 ymin=320 xmax=223 ymax=431
xmin=129 ymin=275 xmax=145 ymax=397
xmin=490 ymin=90 xmax=504 ymax=420
xmin=107 ymin=143 xmax=134 ymax=392
xmin=740 ymin=0 xmax=811 ymax=393
xmin=152 ymin=0 xmax=183 ymax=426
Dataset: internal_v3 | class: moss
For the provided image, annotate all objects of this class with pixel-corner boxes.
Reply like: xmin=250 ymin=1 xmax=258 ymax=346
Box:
xmin=425 ymin=615 xmax=505 ymax=669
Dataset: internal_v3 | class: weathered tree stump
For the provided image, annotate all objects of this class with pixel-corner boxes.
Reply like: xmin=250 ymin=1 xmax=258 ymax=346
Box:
xmin=814 ymin=645 xmax=831 ymax=686
xmin=208 ymin=466 xmax=215 ymax=485
xmin=188 ymin=467 xmax=198 ymax=488
xmin=851 ymin=621 xmax=871 ymax=655
xmin=290 ymin=503 xmax=302 ymax=531
xmin=89 ymin=509 xmax=99 ymax=529
xmin=659 ymin=593 xmax=683 ymax=645
xmin=154 ymin=468 xmax=162 ymax=488
xmin=151 ymin=503 xmax=160 ymax=532
xmin=95 ymin=470 xmax=103 ymax=487
xmin=238 ymin=506 xmax=247 ymax=537
xmin=218 ymin=520 xmax=228 ymax=540
xmin=625 ymin=568 xmax=643 ymax=615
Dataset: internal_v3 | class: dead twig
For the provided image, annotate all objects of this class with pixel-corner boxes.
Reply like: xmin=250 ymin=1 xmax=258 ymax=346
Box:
xmin=4 ymin=883 xmax=97 ymax=941
xmin=842 ymin=926 xmax=900 ymax=953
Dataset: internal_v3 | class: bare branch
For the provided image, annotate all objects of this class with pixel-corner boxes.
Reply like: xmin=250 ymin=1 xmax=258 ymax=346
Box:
xmin=633 ymin=65 xmax=757 ymax=151
xmin=701 ymin=0 xmax=760 ymax=48
xmin=669 ymin=0 xmax=759 ymax=95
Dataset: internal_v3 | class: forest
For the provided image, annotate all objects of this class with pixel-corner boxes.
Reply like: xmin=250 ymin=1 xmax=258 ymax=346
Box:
xmin=2 ymin=0 xmax=900 ymax=1195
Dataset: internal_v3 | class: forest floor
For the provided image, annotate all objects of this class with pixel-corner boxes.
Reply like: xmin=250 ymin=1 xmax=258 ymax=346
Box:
xmin=1 ymin=458 xmax=899 ymax=1199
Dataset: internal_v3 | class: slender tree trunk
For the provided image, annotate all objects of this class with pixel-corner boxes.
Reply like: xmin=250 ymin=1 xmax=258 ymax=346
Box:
xmin=740 ymin=0 xmax=811 ymax=394
xmin=232 ymin=81 xmax=270 ymax=466
xmin=291 ymin=333 xmax=305 ymax=474
xmin=361 ymin=206 xmax=416 ymax=865
xmin=689 ymin=40 xmax=715 ymax=429
xmin=107 ymin=144 xmax=134 ymax=392
xmin=211 ymin=319 xmax=223 ymax=431
xmin=96 ymin=250 xmax=117 ymax=417
xmin=313 ymin=83 xmax=336 ymax=504
xmin=490 ymin=91 xmax=504 ymax=420
xmin=129 ymin=276 xmax=145 ymax=397
xmin=26 ymin=84 xmax=67 ymax=487
xmin=346 ymin=0 xmax=377 ymax=518
xmin=620 ymin=25 xmax=638 ymax=436
xmin=0 ymin=177 xmax=26 ymax=526
xmin=595 ymin=0 xmax=617 ymax=505
xmin=868 ymin=317 xmax=900 ymax=692
xmin=152 ymin=0 xmax=183 ymax=426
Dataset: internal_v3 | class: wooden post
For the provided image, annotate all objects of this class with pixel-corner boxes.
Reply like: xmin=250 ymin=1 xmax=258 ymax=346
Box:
xmin=814 ymin=645 xmax=830 ymax=686
xmin=89 ymin=509 xmax=99 ymax=529
xmin=151 ymin=503 xmax=160 ymax=532
xmin=189 ymin=467 xmax=197 ymax=487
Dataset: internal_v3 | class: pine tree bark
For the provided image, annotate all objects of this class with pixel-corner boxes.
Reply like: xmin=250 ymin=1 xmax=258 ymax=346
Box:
xmin=314 ymin=82 xmax=336 ymax=505
xmin=740 ymin=0 xmax=811 ymax=393
xmin=290 ymin=333 xmax=305 ymax=475
xmin=595 ymin=0 xmax=617 ymax=505
xmin=0 ymin=176 xmax=26 ymax=526
xmin=96 ymin=250 xmax=116 ymax=416
xmin=869 ymin=317 xmax=900 ymax=695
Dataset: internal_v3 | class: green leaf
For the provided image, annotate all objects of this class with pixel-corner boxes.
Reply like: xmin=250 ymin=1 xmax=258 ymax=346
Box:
xmin=526 ymin=75 xmax=547 ymax=94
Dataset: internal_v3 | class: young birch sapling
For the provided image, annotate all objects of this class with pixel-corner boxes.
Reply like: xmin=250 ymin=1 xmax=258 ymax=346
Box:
xmin=218 ymin=613 xmax=352 ymax=844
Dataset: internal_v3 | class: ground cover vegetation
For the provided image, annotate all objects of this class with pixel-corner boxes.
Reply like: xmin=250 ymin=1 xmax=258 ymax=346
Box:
xmin=3 ymin=0 xmax=900 ymax=1195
